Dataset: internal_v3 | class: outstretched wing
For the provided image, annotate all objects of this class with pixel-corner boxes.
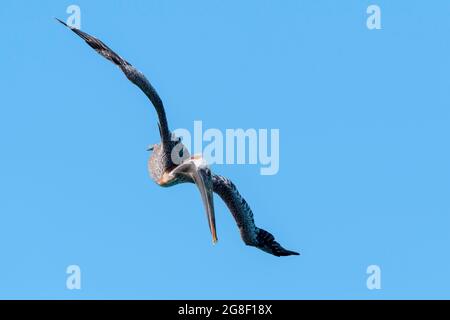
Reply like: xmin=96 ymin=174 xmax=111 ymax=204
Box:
xmin=212 ymin=174 xmax=299 ymax=257
xmin=56 ymin=19 xmax=171 ymax=143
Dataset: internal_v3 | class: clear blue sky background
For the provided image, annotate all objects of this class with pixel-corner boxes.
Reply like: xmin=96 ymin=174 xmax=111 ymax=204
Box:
xmin=0 ymin=0 xmax=449 ymax=299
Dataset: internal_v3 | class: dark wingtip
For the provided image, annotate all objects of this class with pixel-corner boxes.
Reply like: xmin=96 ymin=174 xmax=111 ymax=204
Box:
xmin=277 ymin=249 xmax=300 ymax=257
xmin=256 ymin=228 xmax=300 ymax=257
xmin=55 ymin=17 xmax=68 ymax=27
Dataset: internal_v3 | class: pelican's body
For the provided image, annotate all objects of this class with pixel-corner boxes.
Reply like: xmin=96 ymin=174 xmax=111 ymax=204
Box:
xmin=58 ymin=19 xmax=299 ymax=256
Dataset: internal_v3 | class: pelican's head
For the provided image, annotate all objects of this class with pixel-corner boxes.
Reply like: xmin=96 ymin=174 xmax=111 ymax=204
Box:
xmin=165 ymin=155 xmax=219 ymax=244
xmin=147 ymin=142 xmax=218 ymax=244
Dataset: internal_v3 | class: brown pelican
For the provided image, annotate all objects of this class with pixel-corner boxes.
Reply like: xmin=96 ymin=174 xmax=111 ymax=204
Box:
xmin=57 ymin=19 xmax=299 ymax=257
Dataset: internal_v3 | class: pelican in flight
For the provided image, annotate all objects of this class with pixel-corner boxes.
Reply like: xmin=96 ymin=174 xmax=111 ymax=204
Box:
xmin=57 ymin=19 xmax=299 ymax=257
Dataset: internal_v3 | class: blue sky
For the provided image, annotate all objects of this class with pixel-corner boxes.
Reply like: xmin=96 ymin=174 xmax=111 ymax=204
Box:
xmin=0 ymin=0 xmax=449 ymax=299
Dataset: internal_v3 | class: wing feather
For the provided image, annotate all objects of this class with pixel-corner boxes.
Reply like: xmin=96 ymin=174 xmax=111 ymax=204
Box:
xmin=212 ymin=174 xmax=299 ymax=257
xmin=56 ymin=18 xmax=171 ymax=143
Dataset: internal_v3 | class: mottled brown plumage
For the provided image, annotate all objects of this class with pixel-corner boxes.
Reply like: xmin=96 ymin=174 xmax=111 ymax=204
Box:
xmin=57 ymin=19 xmax=299 ymax=256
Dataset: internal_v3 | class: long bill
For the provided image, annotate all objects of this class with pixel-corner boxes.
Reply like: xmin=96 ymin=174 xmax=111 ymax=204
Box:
xmin=171 ymin=159 xmax=218 ymax=244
